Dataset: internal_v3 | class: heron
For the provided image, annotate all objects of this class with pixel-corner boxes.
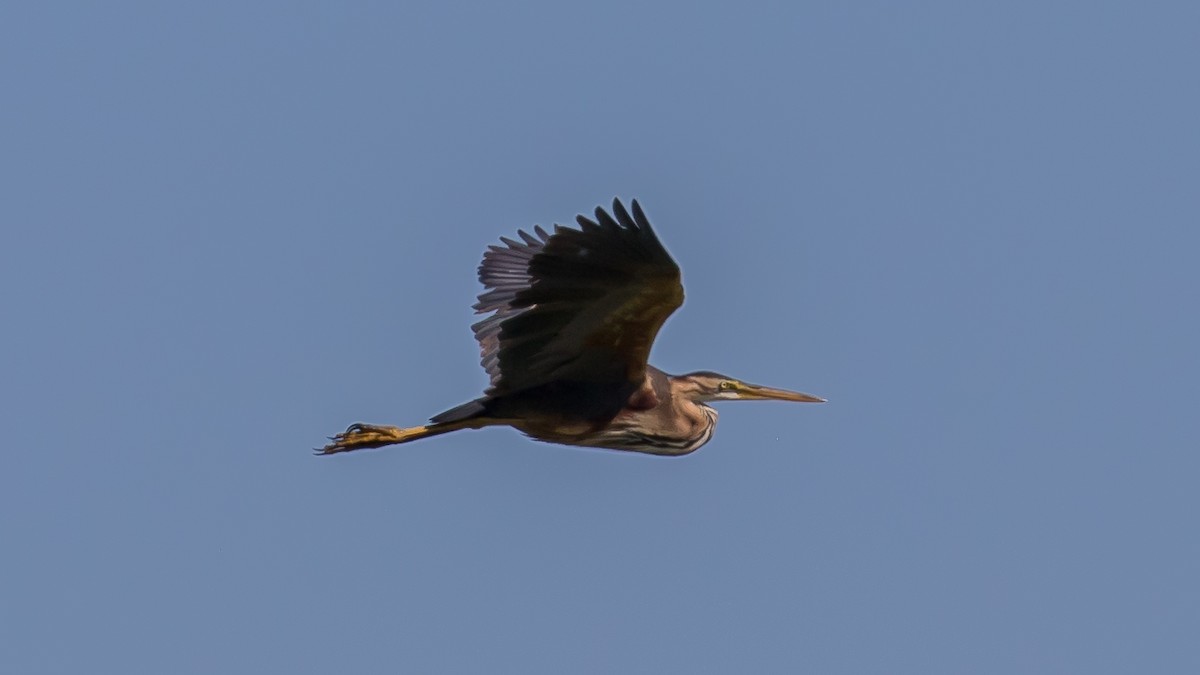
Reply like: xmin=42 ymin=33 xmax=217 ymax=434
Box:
xmin=318 ymin=198 xmax=824 ymax=457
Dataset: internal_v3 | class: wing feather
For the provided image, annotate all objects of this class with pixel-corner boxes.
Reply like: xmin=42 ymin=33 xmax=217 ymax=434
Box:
xmin=470 ymin=198 xmax=683 ymax=396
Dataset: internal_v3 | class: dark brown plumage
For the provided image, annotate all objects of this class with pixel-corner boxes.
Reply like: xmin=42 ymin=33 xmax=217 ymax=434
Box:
xmin=318 ymin=198 xmax=822 ymax=457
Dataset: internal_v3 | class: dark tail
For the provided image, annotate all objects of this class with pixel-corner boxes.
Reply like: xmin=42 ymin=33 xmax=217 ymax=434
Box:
xmin=430 ymin=398 xmax=489 ymax=425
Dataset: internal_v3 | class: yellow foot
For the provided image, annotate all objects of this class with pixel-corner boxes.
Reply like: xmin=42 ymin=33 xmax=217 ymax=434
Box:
xmin=316 ymin=423 xmax=431 ymax=455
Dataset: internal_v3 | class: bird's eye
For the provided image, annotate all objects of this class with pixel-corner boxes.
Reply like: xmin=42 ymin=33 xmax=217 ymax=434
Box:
xmin=719 ymin=381 xmax=736 ymax=391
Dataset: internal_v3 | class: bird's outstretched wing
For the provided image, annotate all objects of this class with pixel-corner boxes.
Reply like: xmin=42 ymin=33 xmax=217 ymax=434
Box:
xmin=470 ymin=198 xmax=683 ymax=397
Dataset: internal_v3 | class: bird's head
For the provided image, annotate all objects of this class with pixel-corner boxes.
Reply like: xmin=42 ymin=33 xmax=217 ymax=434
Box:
xmin=676 ymin=371 xmax=826 ymax=404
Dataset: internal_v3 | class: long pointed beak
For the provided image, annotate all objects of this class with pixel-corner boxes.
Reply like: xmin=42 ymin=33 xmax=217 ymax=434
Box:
xmin=739 ymin=383 xmax=826 ymax=403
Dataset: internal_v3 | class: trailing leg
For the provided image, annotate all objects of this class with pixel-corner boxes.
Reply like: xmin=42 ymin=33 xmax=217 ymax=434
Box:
xmin=317 ymin=420 xmax=477 ymax=455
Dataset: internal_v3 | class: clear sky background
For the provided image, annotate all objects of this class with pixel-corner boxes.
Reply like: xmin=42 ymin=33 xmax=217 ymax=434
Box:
xmin=3 ymin=2 xmax=1198 ymax=673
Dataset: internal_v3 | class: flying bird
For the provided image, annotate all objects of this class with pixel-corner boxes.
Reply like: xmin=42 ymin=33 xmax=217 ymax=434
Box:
xmin=318 ymin=199 xmax=823 ymax=457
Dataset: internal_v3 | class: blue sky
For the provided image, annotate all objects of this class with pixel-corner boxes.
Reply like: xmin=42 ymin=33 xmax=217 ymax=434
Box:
xmin=3 ymin=2 xmax=1198 ymax=673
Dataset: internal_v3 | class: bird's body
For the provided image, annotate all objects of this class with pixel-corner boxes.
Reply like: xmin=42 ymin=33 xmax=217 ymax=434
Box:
xmin=501 ymin=366 xmax=718 ymax=456
xmin=319 ymin=199 xmax=822 ymax=457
